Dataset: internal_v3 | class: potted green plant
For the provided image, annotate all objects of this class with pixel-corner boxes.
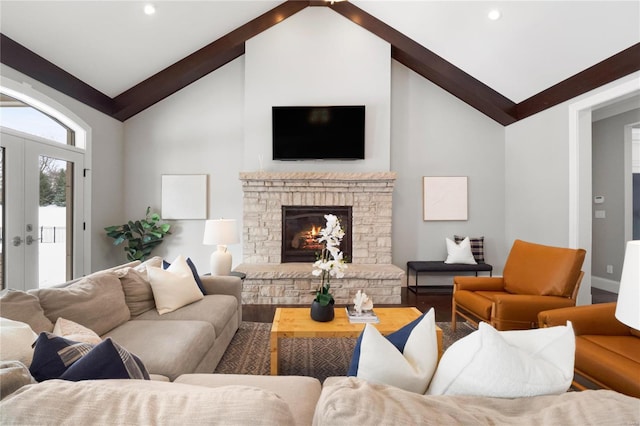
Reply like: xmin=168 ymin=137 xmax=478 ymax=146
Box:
xmin=104 ymin=206 xmax=171 ymax=261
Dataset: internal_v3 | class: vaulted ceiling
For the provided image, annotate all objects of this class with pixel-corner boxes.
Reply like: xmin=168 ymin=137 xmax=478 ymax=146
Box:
xmin=1 ymin=1 xmax=638 ymax=125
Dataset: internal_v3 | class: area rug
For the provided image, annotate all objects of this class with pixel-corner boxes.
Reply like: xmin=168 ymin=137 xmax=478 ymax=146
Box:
xmin=214 ymin=321 xmax=475 ymax=382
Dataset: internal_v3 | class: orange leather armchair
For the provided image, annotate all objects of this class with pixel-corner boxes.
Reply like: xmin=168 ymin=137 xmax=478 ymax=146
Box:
xmin=452 ymin=239 xmax=586 ymax=331
xmin=538 ymin=302 xmax=640 ymax=398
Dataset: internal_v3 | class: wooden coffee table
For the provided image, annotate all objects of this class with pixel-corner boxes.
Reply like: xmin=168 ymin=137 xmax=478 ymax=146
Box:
xmin=269 ymin=307 xmax=442 ymax=375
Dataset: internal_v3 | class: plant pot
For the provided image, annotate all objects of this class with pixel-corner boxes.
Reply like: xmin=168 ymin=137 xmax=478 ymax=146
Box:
xmin=310 ymin=299 xmax=335 ymax=322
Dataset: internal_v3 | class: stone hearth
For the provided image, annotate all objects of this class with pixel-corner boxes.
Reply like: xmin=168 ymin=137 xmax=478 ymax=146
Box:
xmin=236 ymin=172 xmax=403 ymax=305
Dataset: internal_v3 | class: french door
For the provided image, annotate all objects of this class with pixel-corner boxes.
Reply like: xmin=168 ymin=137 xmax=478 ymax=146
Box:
xmin=1 ymin=130 xmax=84 ymax=290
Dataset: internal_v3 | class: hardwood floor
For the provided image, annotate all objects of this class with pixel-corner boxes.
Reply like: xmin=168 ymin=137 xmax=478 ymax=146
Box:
xmin=242 ymin=287 xmax=618 ymax=323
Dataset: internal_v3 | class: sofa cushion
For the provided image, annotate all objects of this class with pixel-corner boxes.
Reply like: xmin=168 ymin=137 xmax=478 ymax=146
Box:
xmin=0 ymin=361 xmax=36 ymax=400
xmin=0 ymin=379 xmax=297 ymax=425
xmin=0 ymin=318 xmax=38 ymax=367
xmin=0 ymin=289 xmax=53 ymax=333
xmin=175 ymin=374 xmax=321 ymax=426
xmin=134 ymin=294 xmax=238 ymax=338
xmin=163 ymin=257 xmax=206 ymax=295
xmin=29 ymin=333 xmax=94 ymax=382
xmin=427 ymin=321 xmax=574 ymax=397
xmin=113 ymin=267 xmax=156 ymax=317
xmin=102 ymin=320 xmax=215 ymax=381
xmin=445 ymin=237 xmax=477 ymax=265
xmin=503 ymin=239 xmax=585 ymax=297
xmin=314 ymin=377 xmax=640 ymax=425
xmin=30 ymin=272 xmax=130 ymax=336
xmin=348 ymin=308 xmax=438 ymax=394
xmin=60 ymin=338 xmax=149 ymax=381
xmin=147 ymin=256 xmax=204 ymax=315
xmin=575 ymin=335 xmax=640 ymax=398
xmin=53 ymin=318 xmax=102 ymax=345
xmin=454 ymin=235 xmax=485 ymax=263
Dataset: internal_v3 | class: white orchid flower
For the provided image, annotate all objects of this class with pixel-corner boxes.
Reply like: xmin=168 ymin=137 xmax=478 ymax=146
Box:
xmin=312 ymin=213 xmax=347 ymax=303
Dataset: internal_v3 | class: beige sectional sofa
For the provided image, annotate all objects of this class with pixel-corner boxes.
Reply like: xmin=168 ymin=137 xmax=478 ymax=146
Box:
xmin=0 ymin=257 xmax=242 ymax=380
xmin=1 ymin=372 xmax=639 ymax=425
xmin=1 ymin=259 xmax=639 ymax=425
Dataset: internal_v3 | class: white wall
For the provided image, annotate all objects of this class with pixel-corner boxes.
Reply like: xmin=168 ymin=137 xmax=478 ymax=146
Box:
xmin=123 ymin=58 xmax=245 ymax=273
xmin=391 ymin=61 xmax=507 ymax=283
xmin=244 ymin=7 xmax=391 ymax=173
xmin=0 ymin=64 xmax=125 ymax=272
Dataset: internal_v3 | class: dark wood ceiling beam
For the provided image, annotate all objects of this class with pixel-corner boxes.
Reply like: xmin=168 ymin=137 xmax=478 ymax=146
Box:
xmin=111 ymin=0 xmax=309 ymax=121
xmin=0 ymin=33 xmax=114 ymax=116
xmin=1 ymin=2 xmax=637 ymax=126
xmin=329 ymin=1 xmax=518 ymax=125
xmin=516 ymin=43 xmax=640 ymax=121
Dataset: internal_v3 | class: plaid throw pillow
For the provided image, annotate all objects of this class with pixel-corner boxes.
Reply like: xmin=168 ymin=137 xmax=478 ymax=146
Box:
xmin=454 ymin=235 xmax=485 ymax=263
xmin=30 ymin=332 xmax=149 ymax=382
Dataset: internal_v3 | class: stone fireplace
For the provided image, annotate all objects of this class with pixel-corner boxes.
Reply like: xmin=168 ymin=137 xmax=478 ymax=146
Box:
xmin=281 ymin=205 xmax=352 ymax=263
xmin=236 ymin=172 xmax=403 ymax=305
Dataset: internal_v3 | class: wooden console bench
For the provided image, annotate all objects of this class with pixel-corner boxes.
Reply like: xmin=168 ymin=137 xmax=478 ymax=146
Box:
xmin=406 ymin=261 xmax=493 ymax=294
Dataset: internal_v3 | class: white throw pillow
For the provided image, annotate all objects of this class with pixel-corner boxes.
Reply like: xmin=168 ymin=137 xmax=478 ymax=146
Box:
xmin=356 ymin=308 xmax=438 ymax=394
xmin=427 ymin=321 xmax=575 ymax=397
xmin=53 ymin=317 xmax=102 ymax=344
xmin=147 ymin=255 xmax=204 ymax=315
xmin=0 ymin=318 xmax=38 ymax=367
xmin=444 ymin=237 xmax=477 ymax=264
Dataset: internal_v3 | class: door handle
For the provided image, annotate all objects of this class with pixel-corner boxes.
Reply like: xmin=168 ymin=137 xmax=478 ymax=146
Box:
xmin=12 ymin=236 xmax=23 ymax=247
xmin=25 ymin=235 xmax=41 ymax=245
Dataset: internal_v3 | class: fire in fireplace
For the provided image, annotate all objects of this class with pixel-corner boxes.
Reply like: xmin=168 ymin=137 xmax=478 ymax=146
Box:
xmin=281 ymin=206 xmax=352 ymax=263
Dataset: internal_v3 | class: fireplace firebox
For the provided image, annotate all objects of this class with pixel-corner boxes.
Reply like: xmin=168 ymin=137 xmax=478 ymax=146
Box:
xmin=281 ymin=206 xmax=352 ymax=263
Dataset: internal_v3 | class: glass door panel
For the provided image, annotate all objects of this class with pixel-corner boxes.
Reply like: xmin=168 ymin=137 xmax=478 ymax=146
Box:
xmin=38 ymin=156 xmax=73 ymax=287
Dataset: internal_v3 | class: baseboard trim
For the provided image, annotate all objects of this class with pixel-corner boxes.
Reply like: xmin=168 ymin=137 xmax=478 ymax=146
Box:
xmin=591 ymin=276 xmax=619 ymax=293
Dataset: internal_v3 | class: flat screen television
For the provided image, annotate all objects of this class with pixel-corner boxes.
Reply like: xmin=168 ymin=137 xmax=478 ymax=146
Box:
xmin=272 ymin=105 xmax=365 ymax=160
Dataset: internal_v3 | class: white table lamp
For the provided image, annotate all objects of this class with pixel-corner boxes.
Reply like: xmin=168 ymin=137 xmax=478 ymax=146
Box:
xmin=615 ymin=240 xmax=640 ymax=330
xmin=203 ymin=219 xmax=239 ymax=276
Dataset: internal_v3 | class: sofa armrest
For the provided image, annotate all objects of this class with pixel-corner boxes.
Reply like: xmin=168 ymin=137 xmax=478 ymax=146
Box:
xmin=538 ymin=302 xmax=630 ymax=336
xmin=200 ymin=275 xmax=242 ymax=299
xmin=200 ymin=275 xmax=243 ymax=325
xmin=453 ymin=276 xmax=505 ymax=292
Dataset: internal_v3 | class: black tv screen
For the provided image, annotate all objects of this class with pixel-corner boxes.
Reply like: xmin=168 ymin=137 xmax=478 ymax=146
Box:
xmin=272 ymin=105 xmax=365 ymax=160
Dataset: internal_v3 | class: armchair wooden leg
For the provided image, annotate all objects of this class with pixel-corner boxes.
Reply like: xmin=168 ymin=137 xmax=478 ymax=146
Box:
xmin=452 ymin=300 xmax=457 ymax=332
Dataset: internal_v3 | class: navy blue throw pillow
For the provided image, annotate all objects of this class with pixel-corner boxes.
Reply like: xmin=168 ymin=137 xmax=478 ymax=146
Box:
xmin=347 ymin=313 xmax=427 ymax=376
xmin=29 ymin=332 xmax=94 ymax=382
xmin=60 ymin=338 xmax=149 ymax=381
xmin=163 ymin=257 xmax=206 ymax=295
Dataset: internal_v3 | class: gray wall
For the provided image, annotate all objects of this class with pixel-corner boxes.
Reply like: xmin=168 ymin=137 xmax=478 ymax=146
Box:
xmin=503 ymin=72 xmax=640 ymax=305
xmin=391 ymin=61 xmax=507 ymax=283
xmin=121 ymin=8 xmax=508 ymax=280
xmin=592 ymin=108 xmax=640 ymax=283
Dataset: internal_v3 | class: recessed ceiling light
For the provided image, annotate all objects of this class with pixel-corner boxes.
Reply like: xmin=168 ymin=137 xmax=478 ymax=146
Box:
xmin=144 ymin=4 xmax=156 ymax=15
xmin=488 ymin=9 xmax=501 ymax=20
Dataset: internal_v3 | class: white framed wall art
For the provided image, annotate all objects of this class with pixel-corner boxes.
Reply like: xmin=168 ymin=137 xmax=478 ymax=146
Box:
xmin=161 ymin=174 xmax=208 ymax=220
xmin=422 ymin=176 xmax=468 ymax=221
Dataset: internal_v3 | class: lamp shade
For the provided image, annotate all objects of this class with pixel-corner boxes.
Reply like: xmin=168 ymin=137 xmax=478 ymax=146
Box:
xmin=615 ymin=240 xmax=640 ymax=330
xmin=203 ymin=219 xmax=239 ymax=246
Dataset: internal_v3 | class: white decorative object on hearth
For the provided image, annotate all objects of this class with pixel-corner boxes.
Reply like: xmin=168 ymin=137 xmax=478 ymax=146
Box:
xmin=353 ymin=290 xmax=373 ymax=314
